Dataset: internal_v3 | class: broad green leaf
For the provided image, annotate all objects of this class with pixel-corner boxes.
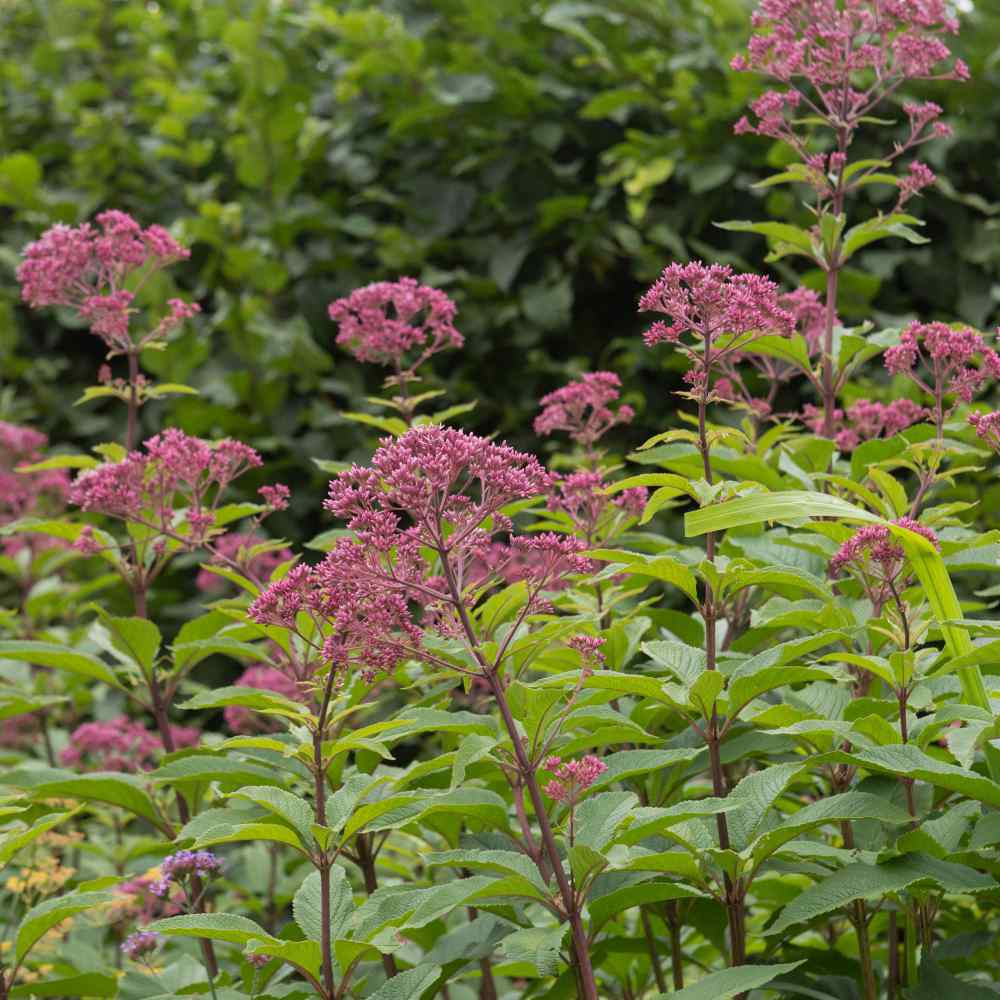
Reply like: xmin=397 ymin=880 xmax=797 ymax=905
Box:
xmin=424 ymin=849 xmax=548 ymax=891
xmin=150 ymin=913 xmax=272 ymax=945
xmin=685 ymin=491 xmax=880 ymax=536
xmin=907 ymin=958 xmax=1000 ymax=999
xmin=365 ymin=966 xmax=442 ymax=1000
xmin=651 ymin=962 xmax=805 ymax=1000
xmin=152 ymin=754 xmax=285 ymax=789
xmin=16 ymin=890 xmax=114 ymax=960
xmin=0 ymin=641 xmax=118 ymax=687
xmin=0 ymin=810 xmax=79 ymax=868
xmin=715 ymin=219 xmax=815 ymax=252
xmin=9 ymin=973 xmax=116 ymax=998
xmin=589 ymin=880 xmax=702 ymax=930
xmin=574 ymin=791 xmax=637 ymax=851
xmin=194 ymin=821 xmax=305 ymax=852
xmin=179 ymin=685 xmax=309 ymax=719
xmin=6 ymin=768 xmax=165 ymax=830
xmin=293 ymin=868 xmax=354 ymax=946
xmin=102 ymin=616 xmax=161 ymax=672
xmin=726 ymin=762 xmax=804 ymax=849
xmin=823 ymin=745 xmax=1000 ymax=806
xmin=590 ymin=748 xmax=701 ymax=790
xmin=226 ymin=785 xmax=315 ymax=842
xmin=768 ymin=854 xmax=993 ymax=934
xmin=750 ymin=792 xmax=911 ymax=861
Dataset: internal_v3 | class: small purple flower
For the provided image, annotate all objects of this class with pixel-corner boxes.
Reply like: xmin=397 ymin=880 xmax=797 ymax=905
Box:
xmin=122 ymin=930 xmax=160 ymax=960
xmin=151 ymin=850 xmax=223 ymax=897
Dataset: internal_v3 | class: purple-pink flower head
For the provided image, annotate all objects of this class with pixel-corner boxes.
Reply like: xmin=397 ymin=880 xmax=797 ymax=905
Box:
xmin=534 ymin=372 xmax=635 ymax=449
xmin=0 ymin=421 xmax=70 ymax=555
xmin=248 ymin=554 xmax=424 ymax=685
xmin=121 ymin=931 xmax=160 ymax=961
xmin=640 ymin=262 xmax=793 ymax=349
xmin=17 ymin=212 xmax=194 ymax=351
xmin=884 ymin=321 xmax=1000 ymax=406
xmin=733 ymin=0 xmax=965 ymax=91
xmin=569 ymin=634 xmax=606 ymax=667
xmin=151 ymin=851 xmax=223 ymax=898
xmin=806 ymin=398 xmax=928 ymax=451
xmin=829 ymin=517 xmax=938 ymax=604
xmin=69 ymin=429 xmax=263 ymax=534
xmin=60 ymin=716 xmax=199 ymax=773
xmin=548 ymin=471 xmax=648 ymax=537
xmin=969 ymin=411 xmax=1000 ymax=454
xmin=324 ymin=426 xmax=552 ymax=544
xmin=782 ymin=287 xmax=831 ymax=354
xmin=543 ymin=754 xmax=608 ymax=803
xmin=329 ymin=277 xmax=463 ymax=370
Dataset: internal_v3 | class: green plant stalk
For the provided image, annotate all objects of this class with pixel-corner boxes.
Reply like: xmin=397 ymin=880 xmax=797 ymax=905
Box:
xmin=905 ymin=905 xmax=919 ymax=987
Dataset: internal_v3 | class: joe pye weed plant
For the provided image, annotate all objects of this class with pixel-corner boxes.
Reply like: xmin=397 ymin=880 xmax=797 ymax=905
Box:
xmin=2 ymin=1 xmax=1000 ymax=998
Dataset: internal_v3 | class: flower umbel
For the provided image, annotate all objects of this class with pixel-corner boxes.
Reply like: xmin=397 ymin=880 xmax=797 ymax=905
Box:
xmin=329 ymin=277 xmax=462 ymax=371
xmin=17 ymin=211 xmax=196 ymax=352
xmin=534 ymin=372 xmax=635 ymax=454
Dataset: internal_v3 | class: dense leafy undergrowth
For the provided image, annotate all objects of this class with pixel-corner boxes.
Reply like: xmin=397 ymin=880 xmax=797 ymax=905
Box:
xmin=4 ymin=2 xmax=1000 ymax=999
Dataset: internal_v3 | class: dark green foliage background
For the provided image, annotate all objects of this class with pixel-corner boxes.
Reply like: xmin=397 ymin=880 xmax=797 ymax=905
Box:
xmin=2 ymin=0 xmax=999 ymax=503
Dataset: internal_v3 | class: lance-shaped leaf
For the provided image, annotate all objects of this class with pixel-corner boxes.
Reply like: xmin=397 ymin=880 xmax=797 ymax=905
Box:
xmin=293 ymin=868 xmax=355 ymax=946
xmin=651 ymin=961 xmax=805 ymax=1000
xmin=820 ymin=745 xmax=1000 ymax=807
xmin=150 ymin=912 xmax=274 ymax=945
xmin=366 ymin=966 xmax=442 ymax=1000
xmin=17 ymin=890 xmax=114 ymax=960
xmin=0 ymin=640 xmax=119 ymax=687
xmin=685 ymin=491 xmax=881 ymax=536
xmin=768 ymin=854 xmax=993 ymax=935
xmin=750 ymin=792 xmax=912 ymax=863
xmin=5 ymin=768 xmax=166 ymax=831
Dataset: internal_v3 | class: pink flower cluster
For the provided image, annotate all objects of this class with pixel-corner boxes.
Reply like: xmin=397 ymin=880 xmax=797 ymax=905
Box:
xmin=0 ymin=421 xmax=70 ymax=556
xmin=548 ymin=471 xmax=647 ymax=539
xmin=249 ymin=427 xmax=584 ymax=681
xmin=60 ymin=716 xmax=199 ymax=773
xmin=69 ymin=429 xmax=264 ymax=540
xmin=196 ymin=533 xmax=294 ymax=591
xmin=121 ymin=930 xmax=160 ymax=961
xmin=968 ymin=411 xmax=1000 ymax=453
xmin=17 ymin=211 xmax=197 ymax=352
xmin=897 ymin=161 xmax=937 ymax=208
xmin=732 ymin=0 xmax=966 ymax=97
xmin=640 ymin=263 xmax=792 ymax=349
xmin=150 ymin=850 xmax=222 ymax=897
xmin=329 ymin=277 xmax=463 ymax=370
xmin=224 ymin=665 xmax=305 ymax=734
xmin=543 ymin=754 xmax=608 ymax=803
xmin=802 ymin=398 xmax=927 ymax=451
xmin=114 ymin=870 xmax=183 ymax=924
xmin=324 ymin=425 xmax=551 ymax=546
xmin=716 ymin=287 xmax=834 ymax=415
xmin=884 ymin=322 xmax=1000 ymax=418
xmin=731 ymin=2 xmax=964 ymax=205
xmin=830 ymin=517 xmax=938 ymax=606
xmin=569 ymin=634 xmax=606 ymax=666
xmin=534 ymin=372 xmax=635 ymax=449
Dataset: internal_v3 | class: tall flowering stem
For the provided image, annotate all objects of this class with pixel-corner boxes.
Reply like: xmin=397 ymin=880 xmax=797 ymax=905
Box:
xmin=732 ymin=0 xmax=968 ymax=437
xmin=250 ymin=426 xmax=602 ymax=999
xmin=68 ymin=430 xmax=286 ymax=981
xmin=641 ymin=261 xmax=791 ymax=970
